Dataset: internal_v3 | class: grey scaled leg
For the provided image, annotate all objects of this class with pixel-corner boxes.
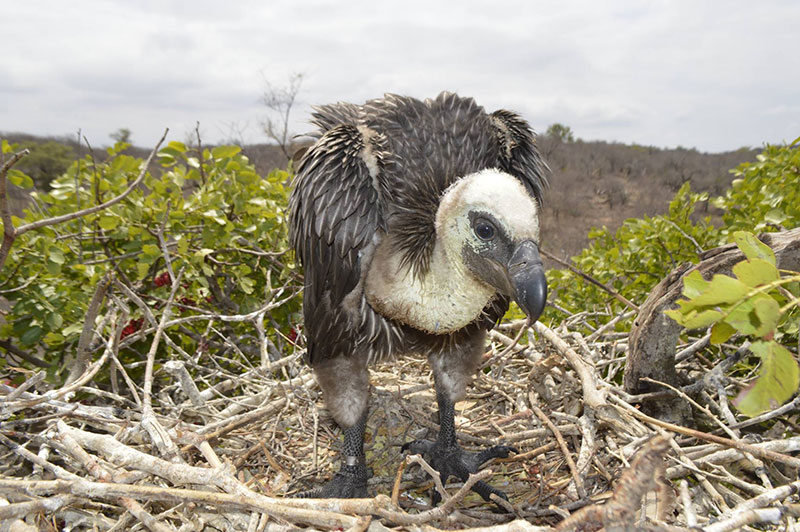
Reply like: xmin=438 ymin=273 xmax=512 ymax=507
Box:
xmin=299 ymin=410 xmax=369 ymax=498
xmin=403 ymin=391 xmax=517 ymax=506
xmin=403 ymin=333 xmax=517 ymax=508
xmin=299 ymin=353 xmax=371 ymax=498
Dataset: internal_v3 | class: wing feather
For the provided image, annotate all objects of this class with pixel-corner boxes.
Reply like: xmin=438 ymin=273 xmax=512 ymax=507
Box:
xmin=490 ymin=109 xmax=550 ymax=206
xmin=289 ymin=123 xmax=387 ymax=363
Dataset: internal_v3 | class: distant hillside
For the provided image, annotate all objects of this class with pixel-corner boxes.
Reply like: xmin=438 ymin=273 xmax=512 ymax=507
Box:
xmin=533 ymin=135 xmax=759 ymax=261
xmin=1 ymin=131 xmax=759 ymax=261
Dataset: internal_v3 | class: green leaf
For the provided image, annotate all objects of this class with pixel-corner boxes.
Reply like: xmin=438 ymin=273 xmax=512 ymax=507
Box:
xmin=98 ymin=216 xmax=119 ymax=230
xmin=733 ymin=231 xmax=776 ymax=266
xmin=137 ymin=261 xmax=150 ymax=279
xmin=211 ymin=145 xmax=241 ymax=159
xmin=8 ymin=169 xmax=34 ymax=188
xmin=753 ymin=296 xmax=780 ymax=337
xmin=682 ymin=270 xmax=708 ymax=299
xmin=142 ymin=244 xmax=160 ymax=256
xmin=20 ymin=326 xmax=44 ymax=346
xmin=239 ymin=276 xmax=255 ymax=294
xmin=764 ymin=208 xmax=786 ymax=225
xmin=677 ymin=274 xmax=750 ymax=312
xmin=710 ymin=321 xmax=736 ymax=344
xmin=726 ymin=298 xmax=758 ymax=335
xmin=45 ymin=312 xmax=63 ymax=329
xmin=733 ymin=258 xmax=779 ymax=288
xmin=733 ymin=341 xmax=800 ymax=417
xmin=48 ymin=246 xmax=65 ymax=264
xmin=666 ymin=308 xmax=722 ymax=329
xmin=44 ymin=332 xmax=65 ymax=346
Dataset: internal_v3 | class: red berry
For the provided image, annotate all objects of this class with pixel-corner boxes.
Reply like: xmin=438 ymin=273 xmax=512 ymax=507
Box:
xmin=120 ymin=318 xmax=144 ymax=339
xmin=287 ymin=325 xmax=301 ymax=344
xmin=154 ymin=272 xmax=171 ymax=287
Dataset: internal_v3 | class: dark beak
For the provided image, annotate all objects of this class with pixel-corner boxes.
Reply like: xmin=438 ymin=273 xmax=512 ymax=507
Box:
xmin=507 ymin=241 xmax=547 ymax=323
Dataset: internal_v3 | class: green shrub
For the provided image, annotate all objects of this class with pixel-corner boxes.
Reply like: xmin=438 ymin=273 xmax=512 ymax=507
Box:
xmin=545 ymin=139 xmax=800 ymax=330
xmin=1 ymin=140 xmax=301 ymax=376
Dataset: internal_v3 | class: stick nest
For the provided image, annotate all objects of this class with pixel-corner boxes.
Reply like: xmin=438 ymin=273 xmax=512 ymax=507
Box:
xmin=1 ymin=309 xmax=799 ymax=531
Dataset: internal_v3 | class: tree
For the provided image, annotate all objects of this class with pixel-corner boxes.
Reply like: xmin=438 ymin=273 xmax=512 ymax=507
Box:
xmin=545 ymin=123 xmax=575 ymax=143
xmin=261 ymin=73 xmax=304 ymax=163
xmin=110 ymin=128 xmax=132 ymax=144
xmin=13 ymin=140 xmax=75 ymax=189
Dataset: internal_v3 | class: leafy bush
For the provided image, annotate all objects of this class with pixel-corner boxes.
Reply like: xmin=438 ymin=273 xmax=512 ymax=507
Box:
xmin=1 ymin=139 xmax=301 ymax=377
xmin=11 ymin=140 xmax=76 ymax=190
xmin=545 ymin=183 xmax=720 ymax=324
xmin=665 ymin=231 xmax=799 ymax=415
xmin=545 ymin=139 xmax=800 ymax=329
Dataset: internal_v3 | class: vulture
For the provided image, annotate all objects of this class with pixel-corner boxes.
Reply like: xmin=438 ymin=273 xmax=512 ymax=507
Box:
xmin=289 ymin=92 xmax=548 ymax=504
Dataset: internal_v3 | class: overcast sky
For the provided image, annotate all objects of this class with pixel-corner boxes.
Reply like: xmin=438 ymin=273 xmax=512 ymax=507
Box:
xmin=2 ymin=1 xmax=798 ymax=153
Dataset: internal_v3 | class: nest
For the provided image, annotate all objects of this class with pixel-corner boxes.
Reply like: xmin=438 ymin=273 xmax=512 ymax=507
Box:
xmin=1 ymin=306 xmax=799 ymax=531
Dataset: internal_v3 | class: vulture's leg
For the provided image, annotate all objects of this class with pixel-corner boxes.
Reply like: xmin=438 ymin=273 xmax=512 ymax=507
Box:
xmin=299 ymin=354 xmax=371 ymax=498
xmin=403 ymin=332 xmax=517 ymax=507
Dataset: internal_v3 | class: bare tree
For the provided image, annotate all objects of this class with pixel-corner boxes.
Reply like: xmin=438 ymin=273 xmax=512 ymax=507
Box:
xmin=261 ymin=72 xmax=304 ymax=162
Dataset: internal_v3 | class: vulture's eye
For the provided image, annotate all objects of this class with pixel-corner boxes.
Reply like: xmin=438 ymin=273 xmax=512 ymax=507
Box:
xmin=474 ymin=220 xmax=497 ymax=241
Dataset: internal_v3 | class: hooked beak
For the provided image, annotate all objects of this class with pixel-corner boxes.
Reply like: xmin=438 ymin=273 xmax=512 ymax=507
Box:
xmin=507 ymin=241 xmax=547 ymax=323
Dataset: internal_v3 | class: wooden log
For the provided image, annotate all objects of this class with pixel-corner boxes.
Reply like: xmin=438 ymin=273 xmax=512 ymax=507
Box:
xmin=624 ymin=227 xmax=800 ymax=422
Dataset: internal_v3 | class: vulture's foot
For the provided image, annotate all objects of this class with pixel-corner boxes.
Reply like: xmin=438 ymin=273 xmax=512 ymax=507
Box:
xmin=402 ymin=439 xmax=517 ymax=507
xmin=296 ymin=462 xmax=370 ymax=498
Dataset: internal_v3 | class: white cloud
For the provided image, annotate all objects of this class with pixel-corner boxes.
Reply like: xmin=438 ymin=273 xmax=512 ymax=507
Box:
xmin=2 ymin=0 xmax=798 ymax=151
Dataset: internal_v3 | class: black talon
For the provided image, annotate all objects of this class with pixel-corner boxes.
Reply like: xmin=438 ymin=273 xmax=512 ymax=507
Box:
xmin=297 ymin=463 xmax=369 ymax=498
xmin=401 ymin=391 xmax=517 ymax=510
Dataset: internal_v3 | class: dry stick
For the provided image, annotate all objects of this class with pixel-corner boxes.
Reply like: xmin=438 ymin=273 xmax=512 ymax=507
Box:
xmin=140 ymin=267 xmax=185 ymax=461
xmin=0 ymin=494 xmax=77 ymax=521
xmin=573 ymin=412 xmax=597 ymax=491
xmin=531 ymin=321 xmax=607 ymax=409
xmin=609 ymin=394 xmax=800 ymax=469
xmin=0 ymin=433 xmax=81 ymax=481
xmin=729 ymin=393 xmax=800 ymax=430
xmin=0 ymin=479 xmax=360 ymax=530
xmin=66 ymin=272 xmax=113 ymax=385
xmin=532 ymin=405 xmax=586 ymax=500
xmin=705 ymin=507 xmax=800 ymax=532
xmin=484 ymin=318 xmax=529 ymax=367
xmin=55 ymin=424 xmax=362 ymax=527
xmin=391 ymin=456 xmax=409 ymax=506
xmin=641 ymin=376 xmax=771 ymax=486
xmin=55 ymin=421 xmax=173 ymax=532
xmin=0 ymin=148 xmax=31 ymax=270
xmin=555 ymin=435 xmax=672 ymax=532
xmin=720 ymin=478 xmax=800 ymax=515
xmin=679 ymin=480 xmax=697 ymax=527
xmin=405 ymin=453 xmax=450 ymax=505
xmin=540 ymin=247 xmax=639 ymax=311
xmin=377 ymin=469 xmax=495 ymax=526
xmin=585 ymin=309 xmax=636 ymax=342
xmin=0 ymin=339 xmax=48 ymax=368
xmin=663 ymin=431 xmax=730 ymax=513
xmin=666 ymin=438 xmax=800 ymax=480
xmin=1 ymin=318 xmax=116 ymax=417
xmin=0 ymin=130 xmax=168 ymax=271
xmin=3 ymin=370 xmax=46 ymax=401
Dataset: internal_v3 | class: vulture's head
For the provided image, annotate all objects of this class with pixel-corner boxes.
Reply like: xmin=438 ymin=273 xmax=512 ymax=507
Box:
xmin=436 ymin=169 xmax=548 ymax=323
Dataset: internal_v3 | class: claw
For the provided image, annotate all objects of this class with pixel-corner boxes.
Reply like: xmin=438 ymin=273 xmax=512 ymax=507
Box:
xmin=295 ymin=464 xmax=369 ymax=498
xmin=401 ymin=439 xmax=437 ymax=455
xmin=400 ymin=438 xmax=516 ymax=509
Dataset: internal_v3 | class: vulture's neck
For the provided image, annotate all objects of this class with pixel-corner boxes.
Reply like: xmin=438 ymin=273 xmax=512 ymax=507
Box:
xmin=364 ymin=234 xmax=495 ymax=334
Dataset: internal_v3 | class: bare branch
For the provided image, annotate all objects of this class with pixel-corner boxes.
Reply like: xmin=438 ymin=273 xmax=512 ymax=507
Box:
xmin=261 ymin=72 xmax=304 ymax=161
